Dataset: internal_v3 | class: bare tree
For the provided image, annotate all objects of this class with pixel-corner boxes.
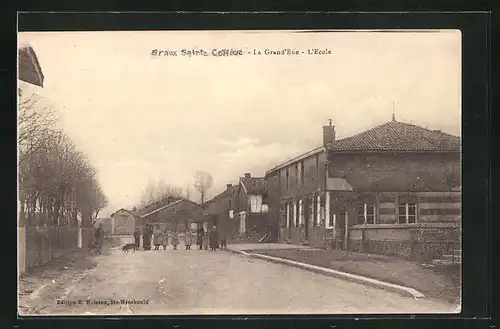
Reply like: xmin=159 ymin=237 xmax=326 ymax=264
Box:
xmin=18 ymin=89 xmax=108 ymax=228
xmin=193 ymin=171 xmax=213 ymax=204
xmin=18 ymin=90 xmax=60 ymax=164
xmin=139 ymin=180 xmax=183 ymax=207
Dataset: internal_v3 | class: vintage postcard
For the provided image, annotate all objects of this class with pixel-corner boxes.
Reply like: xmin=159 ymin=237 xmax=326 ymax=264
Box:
xmin=18 ymin=29 xmax=461 ymax=316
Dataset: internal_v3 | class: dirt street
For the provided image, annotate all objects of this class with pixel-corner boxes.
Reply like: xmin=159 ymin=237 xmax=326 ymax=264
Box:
xmin=21 ymin=236 xmax=458 ymax=315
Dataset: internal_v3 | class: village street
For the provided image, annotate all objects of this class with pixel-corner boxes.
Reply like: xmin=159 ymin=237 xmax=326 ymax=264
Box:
xmin=27 ymin=236 xmax=457 ymax=315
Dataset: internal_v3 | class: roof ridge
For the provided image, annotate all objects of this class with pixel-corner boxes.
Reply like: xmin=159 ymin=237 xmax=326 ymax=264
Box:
xmin=142 ymin=198 xmax=199 ymax=217
xmin=327 ymin=120 xmax=460 ymax=152
xmin=204 ymin=185 xmax=238 ymax=204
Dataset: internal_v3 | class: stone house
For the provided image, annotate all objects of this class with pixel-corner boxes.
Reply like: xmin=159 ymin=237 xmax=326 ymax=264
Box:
xmin=234 ymin=173 xmax=271 ymax=241
xmin=267 ymin=117 xmax=461 ymax=260
xmin=196 ymin=184 xmax=239 ymax=237
xmin=141 ymin=198 xmax=204 ymax=233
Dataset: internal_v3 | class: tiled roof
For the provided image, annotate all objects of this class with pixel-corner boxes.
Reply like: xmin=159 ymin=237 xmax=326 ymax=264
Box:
xmin=240 ymin=177 xmax=267 ymax=195
xmin=326 ymin=120 xmax=461 ymax=152
xmin=137 ymin=197 xmax=182 ymax=216
xmin=203 ymin=185 xmax=238 ymax=205
xmin=141 ymin=198 xmax=202 ymax=217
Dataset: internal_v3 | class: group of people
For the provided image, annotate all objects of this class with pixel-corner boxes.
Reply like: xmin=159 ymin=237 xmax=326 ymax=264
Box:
xmin=196 ymin=225 xmax=227 ymax=251
xmin=133 ymin=224 xmax=227 ymax=251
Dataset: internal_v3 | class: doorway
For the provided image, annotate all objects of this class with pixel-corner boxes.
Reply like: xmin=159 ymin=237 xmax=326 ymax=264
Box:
xmin=336 ymin=211 xmax=346 ymax=249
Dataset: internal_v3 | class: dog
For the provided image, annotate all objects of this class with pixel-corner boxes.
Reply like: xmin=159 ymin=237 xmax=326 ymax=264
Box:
xmin=122 ymin=243 xmax=136 ymax=254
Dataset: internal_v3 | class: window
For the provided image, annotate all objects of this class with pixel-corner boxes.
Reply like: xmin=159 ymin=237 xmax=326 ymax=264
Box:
xmin=309 ymin=197 xmax=315 ymax=226
xmin=239 ymin=212 xmax=246 ymax=234
xmin=357 ymin=203 xmax=376 ymax=224
xmin=286 ymin=168 xmax=289 ymax=191
xmin=316 ymin=195 xmax=321 ymax=227
xmin=293 ymin=201 xmax=297 ymax=227
xmin=286 ymin=203 xmax=290 ymax=227
xmin=298 ymin=199 xmax=304 ymax=226
xmin=398 ymin=203 xmax=417 ymax=224
xmin=228 ymin=199 xmax=232 ymax=209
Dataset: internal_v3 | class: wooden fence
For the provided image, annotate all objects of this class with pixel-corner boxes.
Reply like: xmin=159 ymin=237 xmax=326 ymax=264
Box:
xmin=18 ymin=225 xmax=93 ymax=275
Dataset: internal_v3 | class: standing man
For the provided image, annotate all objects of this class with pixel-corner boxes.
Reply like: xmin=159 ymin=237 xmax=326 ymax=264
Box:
xmin=197 ymin=226 xmax=204 ymax=250
xmin=209 ymin=225 xmax=219 ymax=251
xmin=143 ymin=224 xmax=152 ymax=250
xmin=95 ymin=223 xmax=104 ymax=255
xmin=133 ymin=226 xmax=141 ymax=250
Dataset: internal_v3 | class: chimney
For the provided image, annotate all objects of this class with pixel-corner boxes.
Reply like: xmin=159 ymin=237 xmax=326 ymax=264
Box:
xmin=323 ymin=119 xmax=336 ymax=145
xmin=226 ymin=184 xmax=232 ymax=189
xmin=244 ymin=173 xmax=251 ymax=178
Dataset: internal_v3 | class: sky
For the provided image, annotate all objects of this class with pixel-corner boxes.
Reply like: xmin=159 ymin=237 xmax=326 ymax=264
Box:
xmin=18 ymin=30 xmax=461 ymax=217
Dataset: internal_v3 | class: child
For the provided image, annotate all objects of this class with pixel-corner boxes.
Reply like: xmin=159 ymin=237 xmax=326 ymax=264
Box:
xmin=153 ymin=225 xmax=162 ymax=250
xmin=220 ymin=230 xmax=227 ymax=250
xmin=161 ymin=228 xmax=168 ymax=250
xmin=196 ymin=227 xmax=204 ymax=250
xmin=171 ymin=231 xmax=179 ymax=250
xmin=184 ymin=230 xmax=193 ymax=250
xmin=202 ymin=230 xmax=209 ymax=250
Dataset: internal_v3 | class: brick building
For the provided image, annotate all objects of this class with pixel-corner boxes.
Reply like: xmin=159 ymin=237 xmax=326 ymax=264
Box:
xmin=266 ymin=126 xmax=330 ymax=246
xmin=268 ymin=117 xmax=461 ymax=260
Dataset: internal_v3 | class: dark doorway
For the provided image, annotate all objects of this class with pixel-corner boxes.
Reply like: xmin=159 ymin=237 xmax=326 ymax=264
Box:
xmin=336 ymin=212 xmax=346 ymax=249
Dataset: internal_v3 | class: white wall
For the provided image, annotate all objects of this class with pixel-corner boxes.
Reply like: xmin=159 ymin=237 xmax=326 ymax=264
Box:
xmin=249 ymin=195 xmax=267 ymax=213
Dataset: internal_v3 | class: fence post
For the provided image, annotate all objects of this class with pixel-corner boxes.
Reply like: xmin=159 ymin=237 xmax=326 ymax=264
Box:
xmin=78 ymin=225 xmax=83 ymax=249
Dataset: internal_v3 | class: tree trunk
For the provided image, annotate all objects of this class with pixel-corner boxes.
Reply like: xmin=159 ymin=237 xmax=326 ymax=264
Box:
xmin=71 ymin=210 xmax=78 ymax=226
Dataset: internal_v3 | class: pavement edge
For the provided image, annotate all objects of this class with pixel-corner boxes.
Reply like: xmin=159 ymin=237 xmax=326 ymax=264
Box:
xmin=226 ymin=248 xmax=425 ymax=299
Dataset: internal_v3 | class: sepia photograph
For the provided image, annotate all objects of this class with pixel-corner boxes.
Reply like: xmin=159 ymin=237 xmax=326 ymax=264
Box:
xmin=18 ymin=29 xmax=461 ymax=316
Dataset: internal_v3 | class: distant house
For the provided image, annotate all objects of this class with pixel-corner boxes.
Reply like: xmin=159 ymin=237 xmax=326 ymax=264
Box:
xmin=18 ymin=44 xmax=44 ymax=88
xmin=110 ymin=209 xmax=139 ymax=235
xmin=267 ymin=117 xmax=461 ymax=260
xmin=234 ymin=173 xmax=271 ymax=241
xmin=141 ymin=198 xmax=204 ymax=232
xmin=196 ymin=184 xmax=238 ymax=237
